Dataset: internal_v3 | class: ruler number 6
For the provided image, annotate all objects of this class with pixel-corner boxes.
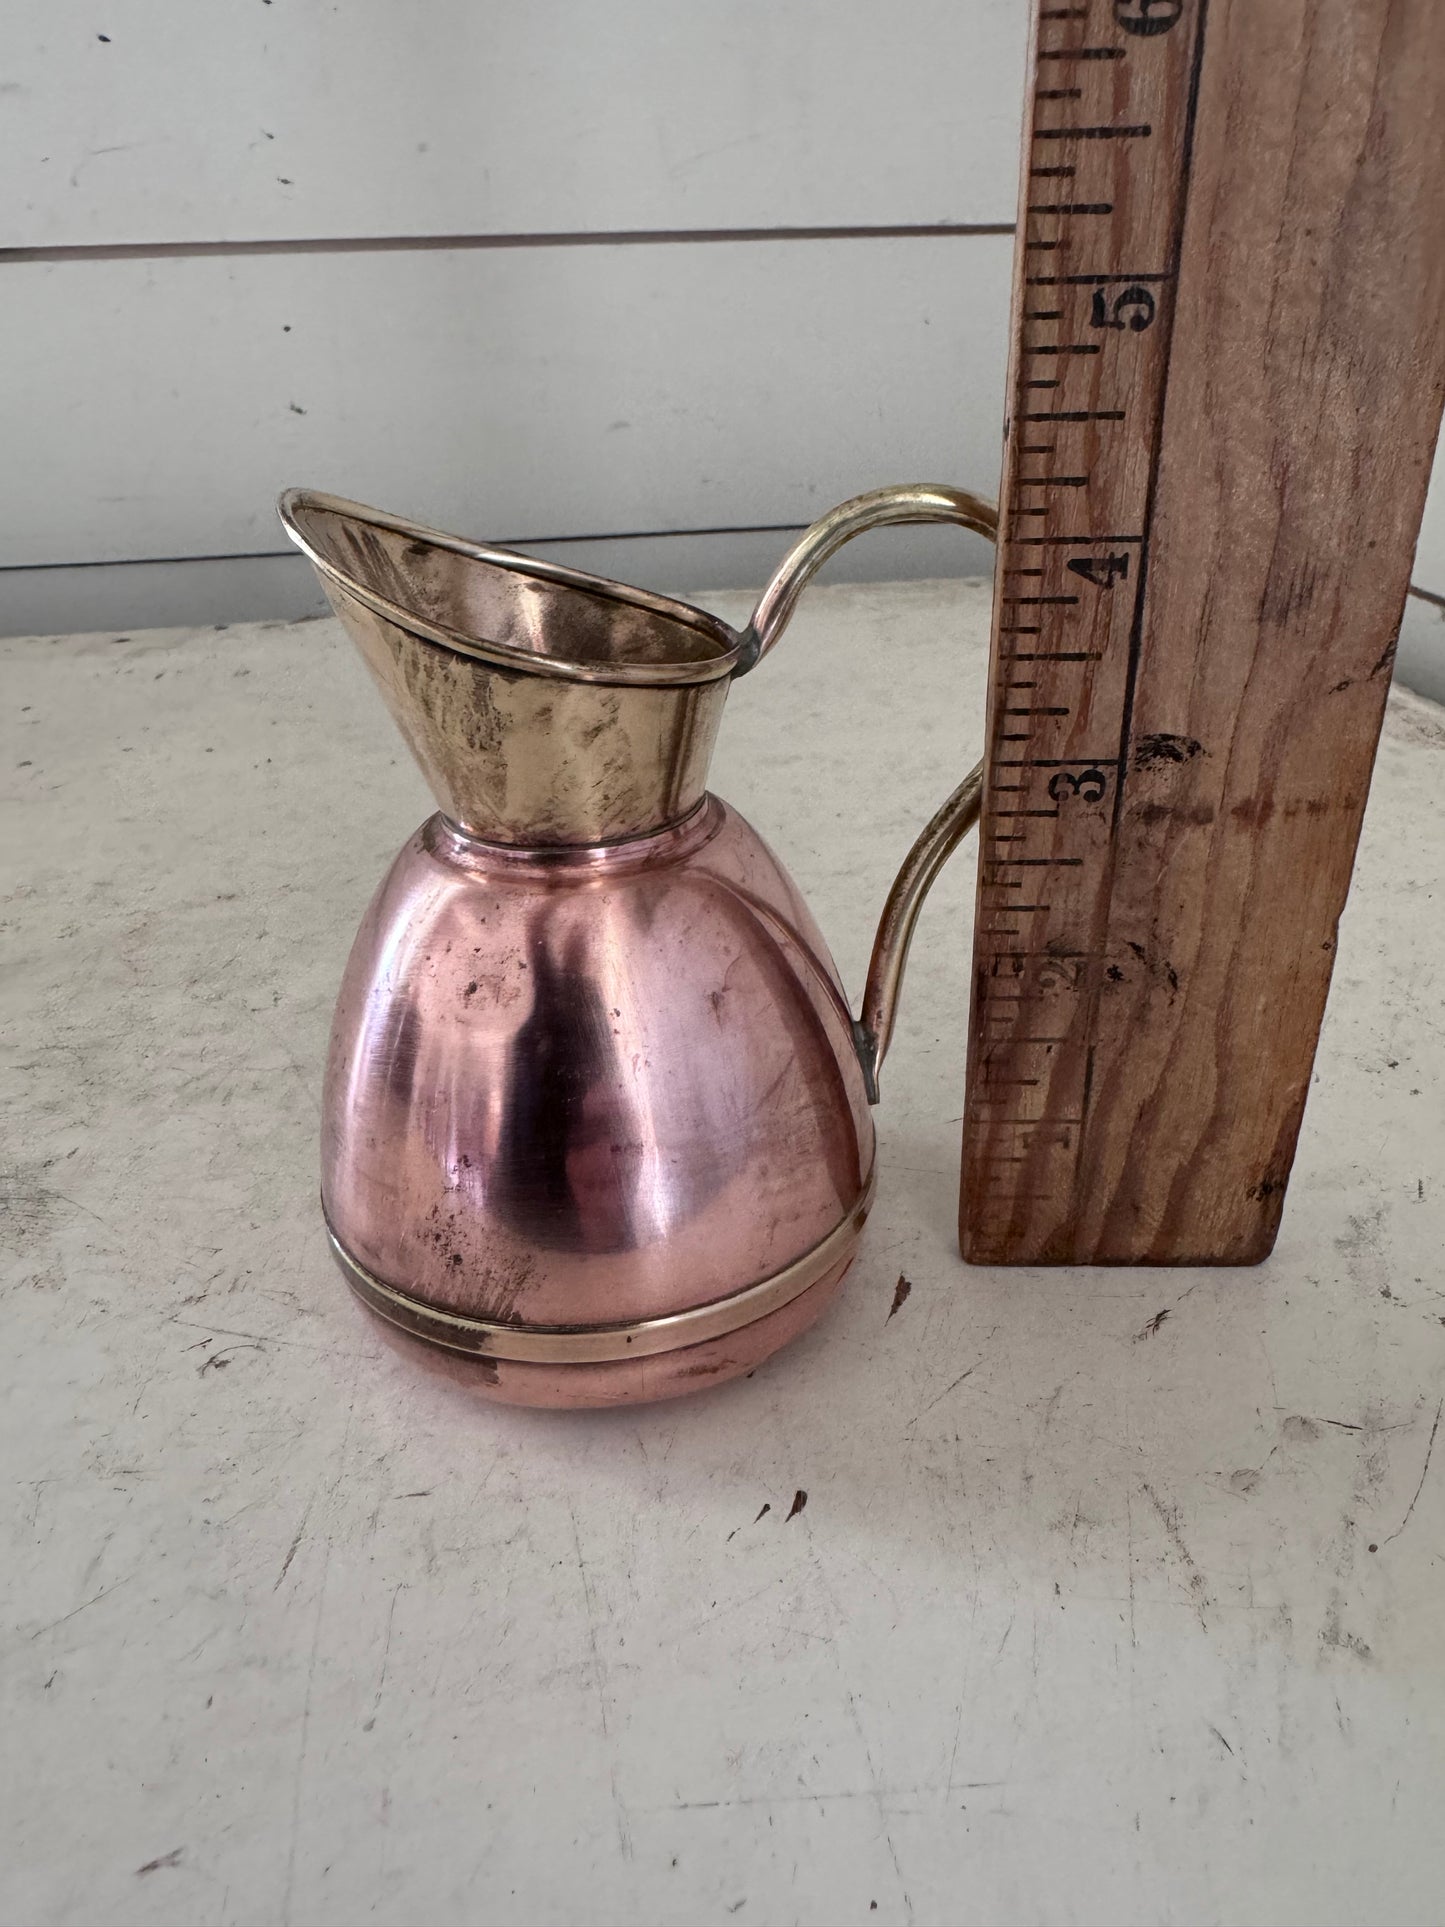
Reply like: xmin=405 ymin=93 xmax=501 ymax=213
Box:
xmin=1114 ymin=0 xmax=1184 ymax=35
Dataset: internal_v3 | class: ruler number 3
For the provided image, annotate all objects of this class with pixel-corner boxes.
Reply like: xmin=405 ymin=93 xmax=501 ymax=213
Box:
xmin=1113 ymin=0 xmax=1184 ymax=35
xmin=1048 ymin=768 xmax=1111 ymax=805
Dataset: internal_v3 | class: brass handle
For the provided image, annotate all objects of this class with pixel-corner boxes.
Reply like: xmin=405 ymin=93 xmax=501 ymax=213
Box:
xmin=738 ymin=484 xmax=998 ymax=1101
xmin=735 ymin=483 xmax=998 ymax=671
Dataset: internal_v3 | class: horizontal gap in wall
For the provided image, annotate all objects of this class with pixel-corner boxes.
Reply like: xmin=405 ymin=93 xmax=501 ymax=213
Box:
xmin=2 ymin=524 xmax=1000 ymax=637
xmin=0 ymin=222 xmax=1016 ymax=267
xmin=10 ymin=547 xmax=1442 ymax=609
xmin=1 ymin=525 xmax=814 ymax=575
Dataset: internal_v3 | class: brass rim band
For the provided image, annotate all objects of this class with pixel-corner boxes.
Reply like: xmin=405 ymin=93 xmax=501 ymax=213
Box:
xmin=327 ymin=1169 xmax=875 ymax=1366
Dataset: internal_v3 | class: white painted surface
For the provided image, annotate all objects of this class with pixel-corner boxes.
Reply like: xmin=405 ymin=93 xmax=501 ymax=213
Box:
xmin=0 ymin=236 xmax=1011 ymax=569
xmin=1 ymin=1 xmax=1026 ymax=246
xmin=5 ymin=582 xmax=1444 ymax=1926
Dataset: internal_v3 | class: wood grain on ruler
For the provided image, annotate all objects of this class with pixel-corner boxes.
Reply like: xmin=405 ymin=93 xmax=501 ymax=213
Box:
xmin=961 ymin=0 xmax=1445 ymax=1265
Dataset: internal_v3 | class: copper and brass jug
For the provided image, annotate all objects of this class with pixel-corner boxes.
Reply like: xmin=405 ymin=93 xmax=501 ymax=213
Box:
xmin=280 ymin=484 xmax=994 ymax=1406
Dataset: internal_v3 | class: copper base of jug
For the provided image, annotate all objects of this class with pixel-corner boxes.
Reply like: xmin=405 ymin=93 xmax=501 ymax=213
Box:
xmin=351 ymin=1254 xmax=859 ymax=1408
xmin=328 ymin=1196 xmax=869 ymax=1408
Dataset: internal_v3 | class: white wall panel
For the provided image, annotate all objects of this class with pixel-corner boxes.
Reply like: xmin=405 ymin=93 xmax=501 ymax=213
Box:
xmin=1396 ymin=450 xmax=1445 ymax=701
xmin=1 ymin=1 xmax=1027 ymax=247
xmin=0 ymin=235 xmax=1012 ymax=570
xmin=1414 ymin=449 xmax=1445 ymax=596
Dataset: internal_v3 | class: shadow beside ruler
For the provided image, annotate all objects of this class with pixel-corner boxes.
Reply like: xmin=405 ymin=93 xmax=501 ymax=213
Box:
xmin=961 ymin=0 xmax=1445 ymax=1265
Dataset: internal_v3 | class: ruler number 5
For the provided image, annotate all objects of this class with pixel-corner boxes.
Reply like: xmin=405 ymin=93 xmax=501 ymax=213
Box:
xmin=1090 ymin=286 xmax=1157 ymax=333
xmin=1114 ymin=0 xmax=1184 ymax=35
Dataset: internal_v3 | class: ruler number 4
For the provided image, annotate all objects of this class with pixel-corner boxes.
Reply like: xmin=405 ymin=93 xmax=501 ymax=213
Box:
xmin=1067 ymin=554 xmax=1130 ymax=589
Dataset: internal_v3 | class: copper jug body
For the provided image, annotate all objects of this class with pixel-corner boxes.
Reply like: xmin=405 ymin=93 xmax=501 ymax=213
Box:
xmin=280 ymin=485 xmax=994 ymax=1406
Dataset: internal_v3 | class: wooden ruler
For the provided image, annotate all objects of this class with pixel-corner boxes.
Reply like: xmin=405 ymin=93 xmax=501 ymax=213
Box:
xmin=961 ymin=0 xmax=1445 ymax=1265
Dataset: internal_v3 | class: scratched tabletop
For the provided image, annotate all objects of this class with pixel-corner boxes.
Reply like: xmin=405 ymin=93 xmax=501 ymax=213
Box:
xmin=4 ymin=580 xmax=1444 ymax=1927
